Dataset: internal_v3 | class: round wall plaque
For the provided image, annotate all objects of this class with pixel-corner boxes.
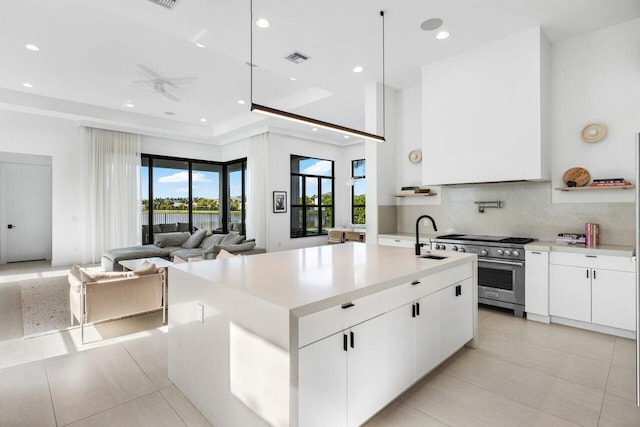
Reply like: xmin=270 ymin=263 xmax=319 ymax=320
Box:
xmin=408 ymin=149 xmax=422 ymax=164
xmin=581 ymin=123 xmax=607 ymax=143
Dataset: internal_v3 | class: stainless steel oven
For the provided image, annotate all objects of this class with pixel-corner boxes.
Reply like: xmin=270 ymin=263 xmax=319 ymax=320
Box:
xmin=431 ymin=234 xmax=535 ymax=317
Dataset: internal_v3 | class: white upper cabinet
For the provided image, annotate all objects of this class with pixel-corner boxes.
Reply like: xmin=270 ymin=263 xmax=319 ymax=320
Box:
xmin=422 ymin=27 xmax=550 ymax=185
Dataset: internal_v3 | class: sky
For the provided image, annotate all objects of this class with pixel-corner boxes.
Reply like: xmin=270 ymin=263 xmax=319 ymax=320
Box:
xmin=141 ymin=166 xmax=242 ymax=199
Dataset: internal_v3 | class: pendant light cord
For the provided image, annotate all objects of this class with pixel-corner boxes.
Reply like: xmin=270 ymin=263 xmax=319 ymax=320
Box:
xmin=380 ymin=10 xmax=386 ymax=139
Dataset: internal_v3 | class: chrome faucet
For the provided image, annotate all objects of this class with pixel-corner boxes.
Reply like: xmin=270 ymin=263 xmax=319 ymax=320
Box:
xmin=415 ymin=215 xmax=438 ymax=255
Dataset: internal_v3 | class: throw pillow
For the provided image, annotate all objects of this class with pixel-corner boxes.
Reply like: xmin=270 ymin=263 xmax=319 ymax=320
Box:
xmin=154 ymin=232 xmax=191 ymax=248
xmin=182 ymin=229 xmax=207 ymax=249
xmin=200 ymin=234 xmax=225 ymax=249
xmin=79 ymin=269 xmax=134 ymax=283
xmin=222 ymin=232 xmax=244 ymax=245
xmin=220 ymin=241 xmax=256 ymax=253
xmin=153 ymin=224 xmax=162 ymax=233
xmin=159 ymin=223 xmax=178 ymax=232
xmin=177 ymin=222 xmax=190 ymax=232
xmin=134 ymin=261 xmax=157 ymax=276
xmin=216 ymin=249 xmax=238 ymax=259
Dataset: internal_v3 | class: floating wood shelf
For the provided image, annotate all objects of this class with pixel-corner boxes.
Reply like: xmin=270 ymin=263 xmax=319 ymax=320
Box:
xmin=393 ymin=192 xmax=438 ymax=197
xmin=554 ymin=185 xmax=634 ymax=191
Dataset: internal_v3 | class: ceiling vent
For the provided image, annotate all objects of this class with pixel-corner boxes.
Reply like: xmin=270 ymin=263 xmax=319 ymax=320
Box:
xmin=284 ymin=51 xmax=311 ymax=64
xmin=147 ymin=0 xmax=179 ymax=9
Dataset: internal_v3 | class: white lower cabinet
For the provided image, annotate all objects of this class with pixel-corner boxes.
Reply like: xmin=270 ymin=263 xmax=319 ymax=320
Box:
xmin=549 ymin=264 xmax=591 ymax=322
xmin=591 ymin=269 xmax=635 ymax=331
xmin=438 ymin=278 xmax=474 ymax=361
xmin=525 ymin=250 xmax=549 ymax=317
xmin=549 ymin=252 xmax=636 ymax=332
xmin=298 ymin=314 xmax=386 ymax=427
xmin=385 ymin=293 xmax=438 ymax=400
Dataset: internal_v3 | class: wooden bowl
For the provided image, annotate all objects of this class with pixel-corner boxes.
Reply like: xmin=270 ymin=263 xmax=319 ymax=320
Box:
xmin=562 ymin=167 xmax=590 ymax=187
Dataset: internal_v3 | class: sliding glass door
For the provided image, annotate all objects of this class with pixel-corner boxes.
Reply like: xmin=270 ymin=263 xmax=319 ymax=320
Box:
xmin=141 ymin=155 xmax=246 ymax=243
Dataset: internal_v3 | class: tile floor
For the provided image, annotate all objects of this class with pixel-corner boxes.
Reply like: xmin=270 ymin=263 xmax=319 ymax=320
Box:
xmin=1 ymin=262 xmax=639 ymax=426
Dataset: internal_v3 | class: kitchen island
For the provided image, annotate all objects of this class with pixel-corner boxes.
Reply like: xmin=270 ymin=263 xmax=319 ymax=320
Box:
xmin=168 ymin=243 xmax=477 ymax=427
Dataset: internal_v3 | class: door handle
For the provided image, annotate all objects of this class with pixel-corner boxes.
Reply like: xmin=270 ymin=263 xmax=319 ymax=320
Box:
xmin=343 ymin=334 xmax=348 ymax=352
xmin=416 ymin=302 xmax=420 ymax=316
xmin=412 ymin=304 xmax=416 ymax=318
xmin=350 ymin=331 xmax=355 ymax=348
xmin=7 ymin=224 xmax=15 ymax=229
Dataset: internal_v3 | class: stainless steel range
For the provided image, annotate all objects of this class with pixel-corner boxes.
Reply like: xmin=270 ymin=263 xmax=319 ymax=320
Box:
xmin=430 ymin=234 xmax=536 ymax=317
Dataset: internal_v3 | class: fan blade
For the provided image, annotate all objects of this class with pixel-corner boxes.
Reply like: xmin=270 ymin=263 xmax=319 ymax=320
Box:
xmin=163 ymin=77 xmax=198 ymax=88
xmin=136 ymin=64 xmax=163 ymax=80
xmin=163 ymin=91 xmax=180 ymax=102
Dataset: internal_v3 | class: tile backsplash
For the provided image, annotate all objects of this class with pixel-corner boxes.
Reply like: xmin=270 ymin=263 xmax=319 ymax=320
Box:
xmin=394 ymin=182 xmax=635 ymax=246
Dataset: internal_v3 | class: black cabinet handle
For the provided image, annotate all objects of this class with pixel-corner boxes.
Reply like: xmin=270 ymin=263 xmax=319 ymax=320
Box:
xmin=341 ymin=302 xmax=354 ymax=309
xmin=343 ymin=334 xmax=348 ymax=351
xmin=412 ymin=304 xmax=416 ymax=318
xmin=455 ymin=284 xmax=462 ymax=296
xmin=411 ymin=280 xmax=421 ymax=286
xmin=416 ymin=302 xmax=420 ymax=316
xmin=586 ymin=269 xmax=589 ymax=279
xmin=586 ymin=255 xmax=597 ymax=258
xmin=593 ymin=270 xmax=597 ymax=279
xmin=350 ymin=331 xmax=355 ymax=348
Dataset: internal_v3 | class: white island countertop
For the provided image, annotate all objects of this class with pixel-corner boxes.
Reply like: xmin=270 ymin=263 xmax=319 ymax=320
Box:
xmin=173 ymin=242 xmax=475 ymax=317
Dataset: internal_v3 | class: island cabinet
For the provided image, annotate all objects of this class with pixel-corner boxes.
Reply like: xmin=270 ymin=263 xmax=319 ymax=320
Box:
xmin=167 ymin=244 xmax=477 ymax=427
xmin=549 ymin=252 xmax=636 ymax=334
xmin=385 ymin=265 xmax=473 ymax=402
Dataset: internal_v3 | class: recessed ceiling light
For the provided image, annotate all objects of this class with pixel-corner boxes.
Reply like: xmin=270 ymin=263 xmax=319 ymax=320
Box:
xmin=344 ymin=135 xmax=350 ymax=139
xmin=420 ymin=18 xmax=443 ymax=31
xmin=25 ymin=44 xmax=40 ymax=52
xmin=255 ymin=18 xmax=270 ymax=28
xmin=436 ymin=31 xmax=450 ymax=40
xmin=238 ymin=100 xmax=246 ymax=105
xmin=312 ymin=128 xmax=318 ymax=132
xmin=290 ymin=77 xmax=297 ymax=81
xmin=200 ymin=118 xmax=207 ymax=122
xmin=195 ymin=42 xmax=206 ymax=48
xmin=22 ymin=82 xmax=33 ymax=88
xmin=164 ymin=111 xmax=175 ymax=116
xmin=353 ymin=66 xmax=364 ymax=73
xmin=125 ymin=103 xmax=134 ymax=108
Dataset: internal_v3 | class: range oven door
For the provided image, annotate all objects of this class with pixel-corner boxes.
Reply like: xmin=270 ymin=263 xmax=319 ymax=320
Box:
xmin=477 ymin=258 xmax=525 ymax=306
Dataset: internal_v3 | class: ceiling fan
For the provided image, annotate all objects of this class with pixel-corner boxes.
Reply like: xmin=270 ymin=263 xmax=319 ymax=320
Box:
xmin=132 ymin=64 xmax=197 ymax=102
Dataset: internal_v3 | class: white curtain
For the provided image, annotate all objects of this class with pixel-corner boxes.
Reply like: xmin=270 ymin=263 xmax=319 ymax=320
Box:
xmin=82 ymin=128 xmax=141 ymax=263
xmin=247 ymin=133 xmax=268 ymax=248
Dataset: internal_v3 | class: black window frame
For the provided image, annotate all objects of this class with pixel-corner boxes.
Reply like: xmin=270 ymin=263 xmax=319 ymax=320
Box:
xmin=290 ymin=155 xmax=335 ymax=238
xmin=141 ymin=154 xmax=247 ymax=244
xmin=351 ymin=159 xmax=366 ymax=225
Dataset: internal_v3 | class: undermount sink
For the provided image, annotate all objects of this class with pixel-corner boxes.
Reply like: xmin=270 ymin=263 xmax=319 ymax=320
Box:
xmin=419 ymin=254 xmax=448 ymax=260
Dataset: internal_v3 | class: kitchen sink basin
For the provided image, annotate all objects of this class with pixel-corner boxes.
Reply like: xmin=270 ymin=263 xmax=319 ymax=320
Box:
xmin=419 ymin=254 xmax=448 ymax=260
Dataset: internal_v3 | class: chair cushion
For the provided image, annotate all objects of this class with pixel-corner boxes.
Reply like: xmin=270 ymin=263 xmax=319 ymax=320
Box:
xmin=216 ymin=249 xmax=238 ymax=259
xmin=79 ymin=269 xmax=134 ymax=283
xmin=133 ymin=261 xmax=157 ymax=276
xmin=154 ymin=232 xmax=191 ymax=248
xmin=182 ymin=229 xmax=207 ymax=249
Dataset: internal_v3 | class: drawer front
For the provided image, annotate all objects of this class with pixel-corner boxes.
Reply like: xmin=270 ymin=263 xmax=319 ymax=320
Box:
xmin=550 ymin=252 xmax=635 ymax=272
xmin=385 ymin=263 xmax=473 ymax=311
xmin=378 ymin=237 xmax=414 ymax=248
xmin=298 ymin=292 xmax=385 ymax=348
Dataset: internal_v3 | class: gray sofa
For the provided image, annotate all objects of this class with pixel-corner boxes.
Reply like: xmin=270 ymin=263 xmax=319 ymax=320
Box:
xmin=102 ymin=231 xmax=266 ymax=271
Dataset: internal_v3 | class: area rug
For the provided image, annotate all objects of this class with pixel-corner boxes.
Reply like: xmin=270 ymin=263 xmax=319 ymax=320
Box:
xmin=20 ymin=275 xmax=75 ymax=338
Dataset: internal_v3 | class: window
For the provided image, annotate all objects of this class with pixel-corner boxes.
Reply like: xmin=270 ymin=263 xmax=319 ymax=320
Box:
xmin=141 ymin=155 xmax=246 ymax=243
xmin=351 ymin=159 xmax=365 ymax=225
xmin=290 ymin=155 xmax=334 ymax=237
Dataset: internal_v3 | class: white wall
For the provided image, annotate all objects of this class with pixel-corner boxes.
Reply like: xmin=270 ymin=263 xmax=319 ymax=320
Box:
xmin=266 ymin=132 xmax=361 ymax=252
xmin=141 ymin=135 xmax=222 ymax=160
xmin=551 ymin=18 xmax=640 ymax=203
xmin=0 ymin=109 xmax=83 ymax=266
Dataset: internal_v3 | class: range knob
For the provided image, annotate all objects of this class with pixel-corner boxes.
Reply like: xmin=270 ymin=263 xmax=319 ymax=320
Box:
xmin=505 ymin=250 xmax=512 ymax=256
xmin=497 ymin=249 xmax=504 ymax=255
xmin=440 ymin=245 xmax=446 ymax=250
xmin=513 ymin=250 xmax=520 ymax=257
xmin=458 ymin=247 xmax=466 ymax=252
xmin=452 ymin=246 xmax=458 ymax=252
xmin=480 ymin=250 xmax=488 ymax=256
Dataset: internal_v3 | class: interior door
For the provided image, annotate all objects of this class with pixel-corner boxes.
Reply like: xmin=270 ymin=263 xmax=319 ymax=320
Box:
xmin=0 ymin=162 xmax=52 ymax=262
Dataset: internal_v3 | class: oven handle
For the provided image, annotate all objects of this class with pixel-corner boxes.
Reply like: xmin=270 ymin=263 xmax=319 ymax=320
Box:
xmin=479 ymin=259 xmax=525 ymax=267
